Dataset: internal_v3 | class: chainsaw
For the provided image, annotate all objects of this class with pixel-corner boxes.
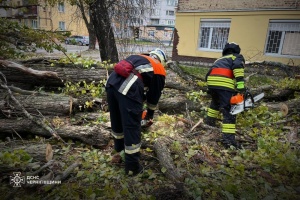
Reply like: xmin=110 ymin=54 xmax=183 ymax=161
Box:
xmin=230 ymin=90 xmax=264 ymax=115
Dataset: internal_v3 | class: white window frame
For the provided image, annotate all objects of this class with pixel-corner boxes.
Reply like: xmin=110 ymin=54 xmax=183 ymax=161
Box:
xmin=58 ymin=2 xmax=65 ymax=12
xmin=167 ymin=20 xmax=174 ymax=25
xmin=59 ymin=21 xmax=65 ymax=31
xmin=166 ymin=10 xmax=174 ymax=16
xmin=32 ymin=19 xmax=38 ymax=29
xmin=167 ymin=0 xmax=176 ymax=6
xmin=198 ymin=19 xmax=231 ymax=52
xmin=265 ymin=20 xmax=300 ymax=57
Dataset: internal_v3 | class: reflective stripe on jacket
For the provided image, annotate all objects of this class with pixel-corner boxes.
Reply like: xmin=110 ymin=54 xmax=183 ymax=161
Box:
xmin=139 ymin=55 xmax=166 ymax=76
xmin=106 ymin=55 xmax=166 ymax=106
xmin=206 ymin=54 xmax=245 ymax=91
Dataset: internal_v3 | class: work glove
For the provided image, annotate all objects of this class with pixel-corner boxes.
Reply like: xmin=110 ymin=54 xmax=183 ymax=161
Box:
xmin=236 ymin=81 xmax=246 ymax=93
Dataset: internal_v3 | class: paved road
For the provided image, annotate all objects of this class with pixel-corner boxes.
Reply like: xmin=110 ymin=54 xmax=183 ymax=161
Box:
xmin=36 ymin=43 xmax=172 ymax=61
xmin=36 ymin=44 xmax=98 ymax=54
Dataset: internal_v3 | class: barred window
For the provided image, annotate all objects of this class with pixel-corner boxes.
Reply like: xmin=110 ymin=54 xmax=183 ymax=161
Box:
xmin=199 ymin=20 xmax=230 ymax=51
xmin=265 ymin=20 xmax=300 ymax=56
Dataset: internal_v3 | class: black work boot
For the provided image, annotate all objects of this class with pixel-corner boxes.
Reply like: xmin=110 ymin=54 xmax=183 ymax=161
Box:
xmin=204 ymin=117 xmax=216 ymax=127
xmin=221 ymin=133 xmax=242 ymax=149
xmin=125 ymin=164 xmax=143 ymax=176
xmin=125 ymin=152 xmax=143 ymax=176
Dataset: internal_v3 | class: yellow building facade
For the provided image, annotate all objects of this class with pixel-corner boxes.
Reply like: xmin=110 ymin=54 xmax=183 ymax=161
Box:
xmin=174 ymin=0 xmax=300 ymax=66
xmin=0 ymin=1 xmax=88 ymax=36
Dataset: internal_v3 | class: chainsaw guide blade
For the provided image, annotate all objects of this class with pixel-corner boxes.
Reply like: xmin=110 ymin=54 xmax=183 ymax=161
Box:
xmin=230 ymin=93 xmax=264 ymax=115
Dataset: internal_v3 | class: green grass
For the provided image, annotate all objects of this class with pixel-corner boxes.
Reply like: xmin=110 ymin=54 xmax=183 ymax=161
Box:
xmin=179 ymin=65 xmax=210 ymax=80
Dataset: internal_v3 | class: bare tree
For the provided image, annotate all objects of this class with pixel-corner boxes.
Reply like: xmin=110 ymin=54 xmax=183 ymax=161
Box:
xmin=75 ymin=0 xmax=97 ymax=50
xmin=89 ymin=0 xmax=119 ymax=62
xmin=89 ymin=0 xmax=151 ymax=62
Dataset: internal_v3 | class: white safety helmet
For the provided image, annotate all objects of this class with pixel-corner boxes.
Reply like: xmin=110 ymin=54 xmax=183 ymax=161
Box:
xmin=149 ymin=48 xmax=167 ymax=66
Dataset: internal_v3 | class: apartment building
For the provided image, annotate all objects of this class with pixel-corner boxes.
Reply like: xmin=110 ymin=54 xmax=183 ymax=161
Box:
xmin=0 ymin=0 xmax=88 ymax=36
xmin=119 ymin=0 xmax=178 ymax=43
xmin=0 ymin=0 xmax=178 ymax=44
xmin=141 ymin=0 xmax=178 ymax=42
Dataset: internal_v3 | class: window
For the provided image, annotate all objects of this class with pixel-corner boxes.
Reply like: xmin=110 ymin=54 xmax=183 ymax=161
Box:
xmin=167 ymin=20 xmax=174 ymax=25
xmin=59 ymin=21 xmax=65 ymax=31
xmin=151 ymin=9 xmax=160 ymax=16
xmin=166 ymin=10 xmax=174 ymax=16
xmin=153 ymin=0 xmax=161 ymax=5
xmin=167 ymin=0 xmax=177 ymax=6
xmin=151 ymin=19 xmax=159 ymax=25
xmin=148 ymin=30 xmax=155 ymax=37
xmin=32 ymin=20 xmax=38 ymax=29
xmin=58 ymin=2 xmax=64 ymax=12
xmin=199 ymin=20 xmax=230 ymax=50
xmin=265 ymin=20 xmax=300 ymax=56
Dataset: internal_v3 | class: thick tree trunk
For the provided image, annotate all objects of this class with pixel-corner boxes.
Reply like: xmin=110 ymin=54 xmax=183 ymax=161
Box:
xmin=159 ymin=94 xmax=204 ymax=114
xmin=1 ymin=60 xmax=109 ymax=90
xmin=266 ymin=98 xmax=300 ymax=116
xmin=0 ymin=91 xmax=77 ymax=117
xmin=0 ymin=118 xmax=112 ymax=148
xmin=0 ymin=143 xmax=52 ymax=163
xmin=0 ymin=143 xmax=52 ymax=172
xmin=90 ymin=0 xmax=119 ymax=62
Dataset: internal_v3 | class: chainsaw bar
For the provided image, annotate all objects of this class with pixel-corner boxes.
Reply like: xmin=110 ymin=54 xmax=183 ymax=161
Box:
xmin=230 ymin=92 xmax=265 ymax=115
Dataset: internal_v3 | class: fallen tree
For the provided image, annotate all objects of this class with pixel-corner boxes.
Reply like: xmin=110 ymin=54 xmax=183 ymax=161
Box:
xmin=0 ymin=90 xmax=77 ymax=117
xmin=0 ymin=59 xmax=109 ymax=90
xmin=0 ymin=118 xmax=112 ymax=148
xmin=0 ymin=142 xmax=53 ymax=173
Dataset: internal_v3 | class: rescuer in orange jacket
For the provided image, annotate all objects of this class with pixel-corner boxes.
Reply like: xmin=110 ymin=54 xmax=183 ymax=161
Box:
xmin=205 ymin=42 xmax=246 ymax=149
xmin=106 ymin=48 xmax=167 ymax=175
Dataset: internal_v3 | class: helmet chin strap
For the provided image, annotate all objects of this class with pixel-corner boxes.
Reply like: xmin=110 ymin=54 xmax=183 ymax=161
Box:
xmin=150 ymin=54 xmax=161 ymax=62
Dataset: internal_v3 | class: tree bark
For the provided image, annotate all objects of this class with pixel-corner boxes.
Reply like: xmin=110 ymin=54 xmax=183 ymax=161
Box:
xmin=266 ymin=98 xmax=300 ymax=116
xmin=0 ymin=143 xmax=52 ymax=163
xmin=1 ymin=60 xmax=109 ymax=90
xmin=0 ymin=91 xmax=77 ymax=117
xmin=0 ymin=118 xmax=112 ymax=148
xmin=76 ymin=0 xmax=96 ymax=50
xmin=0 ymin=143 xmax=52 ymax=173
xmin=159 ymin=94 xmax=204 ymax=114
xmin=153 ymin=137 xmax=184 ymax=182
xmin=90 ymin=0 xmax=119 ymax=62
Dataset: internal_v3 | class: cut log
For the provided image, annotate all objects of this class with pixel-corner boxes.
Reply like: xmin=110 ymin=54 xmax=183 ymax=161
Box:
xmin=0 ymin=90 xmax=77 ymax=117
xmin=159 ymin=94 xmax=205 ymax=114
xmin=153 ymin=137 xmax=184 ymax=182
xmin=266 ymin=99 xmax=300 ymax=116
xmin=0 ymin=118 xmax=112 ymax=148
xmin=0 ymin=143 xmax=52 ymax=163
xmin=0 ymin=143 xmax=52 ymax=173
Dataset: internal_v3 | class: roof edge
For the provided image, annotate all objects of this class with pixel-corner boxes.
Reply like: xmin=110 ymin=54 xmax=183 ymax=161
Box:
xmin=176 ymin=8 xmax=300 ymax=13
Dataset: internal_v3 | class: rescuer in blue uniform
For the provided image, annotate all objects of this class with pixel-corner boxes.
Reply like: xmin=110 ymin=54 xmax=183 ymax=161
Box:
xmin=106 ymin=48 xmax=167 ymax=175
xmin=205 ymin=42 xmax=246 ymax=149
